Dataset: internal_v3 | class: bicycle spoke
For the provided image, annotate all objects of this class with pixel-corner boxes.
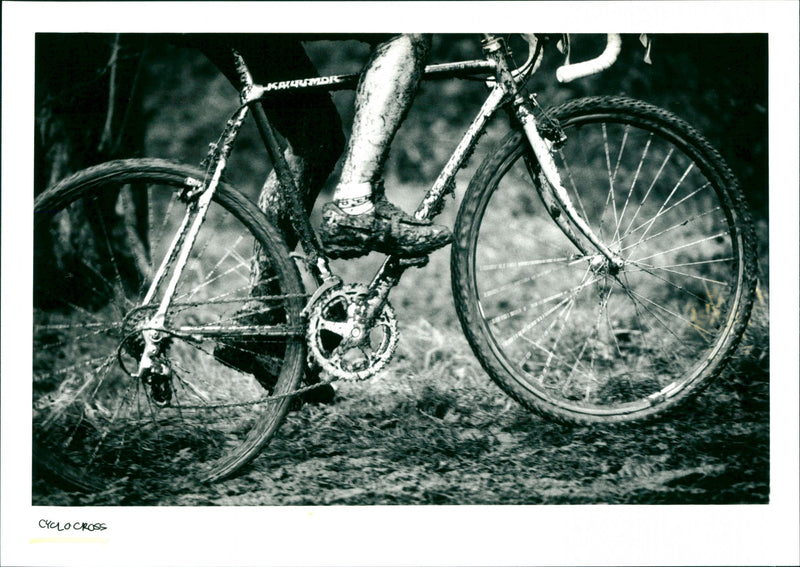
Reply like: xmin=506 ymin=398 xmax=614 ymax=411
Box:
xmin=634 ymin=162 xmax=695 ymax=247
xmin=616 ymin=132 xmax=652 ymax=240
xmin=618 ymin=205 xmax=722 ymax=253
xmin=118 ymin=186 xmax=154 ymax=283
xmin=619 ymin=184 xmax=714 ymax=244
xmin=174 ymin=258 xmax=251 ymax=303
xmin=627 ymin=263 xmax=710 ymax=303
xmin=39 ymin=354 xmax=117 ymax=430
xmin=642 ymin=256 xmax=735 ymax=270
xmin=625 ymin=287 xmax=712 ymax=339
xmin=173 ymin=368 xmax=213 ymax=405
xmin=483 ymin=261 xmax=580 ymax=298
xmin=479 ymin=256 xmax=576 ymax=272
xmin=537 ymin=267 xmax=588 ymax=381
xmin=516 ymin=331 xmax=594 ymax=382
xmin=631 ymin=231 xmax=728 ymax=264
xmin=148 ymin=187 xmax=180 ymax=268
xmin=600 ymin=122 xmax=623 ymax=242
xmin=500 ymin=293 xmax=575 ymax=348
xmin=184 ymin=210 xmax=232 ymax=280
xmin=89 ymin=196 xmax=133 ymax=315
xmin=35 ymin=317 xmax=121 ymax=349
xmin=615 ymin=279 xmax=685 ymax=348
xmin=489 ymin=276 xmax=599 ymax=324
xmin=556 ymin=144 xmax=590 ymax=223
xmin=568 ymin=282 xmax=613 ymax=394
xmin=61 ymin=410 xmax=87 ymax=451
xmin=603 ymin=295 xmax=624 ymax=359
xmin=85 ymin=378 xmax=136 ymax=471
xmin=621 ymin=147 xmax=674 ymax=239
xmin=617 ymin=273 xmax=661 ymax=376
xmin=196 ymin=233 xmax=247 ymax=289
xmin=627 ymin=260 xmax=732 ymax=288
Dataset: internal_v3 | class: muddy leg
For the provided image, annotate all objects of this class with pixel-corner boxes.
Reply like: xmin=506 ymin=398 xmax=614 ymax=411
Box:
xmin=338 ymin=34 xmax=431 ymax=190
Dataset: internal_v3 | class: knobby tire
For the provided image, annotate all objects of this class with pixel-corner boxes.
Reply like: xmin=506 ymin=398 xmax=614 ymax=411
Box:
xmin=33 ymin=159 xmax=305 ymax=494
xmin=452 ymin=96 xmax=758 ymax=424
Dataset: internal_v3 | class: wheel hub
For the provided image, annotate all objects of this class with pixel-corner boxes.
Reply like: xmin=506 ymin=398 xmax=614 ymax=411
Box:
xmin=588 ymin=250 xmax=623 ymax=276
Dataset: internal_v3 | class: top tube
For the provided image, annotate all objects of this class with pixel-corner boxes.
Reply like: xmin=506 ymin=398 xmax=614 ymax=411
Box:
xmin=245 ymin=58 xmax=496 ymax=99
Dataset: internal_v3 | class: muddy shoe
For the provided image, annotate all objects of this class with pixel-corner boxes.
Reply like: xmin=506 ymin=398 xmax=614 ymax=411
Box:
xmin=319 ymin=198 xmax=452 ymax=259
xmin=216 ymin=340 xmax=335 ymax=407
xmin=214 ymin=302 xmax=335 ymax=408
xmin=214 ymin=337 xmax=282 ymax=391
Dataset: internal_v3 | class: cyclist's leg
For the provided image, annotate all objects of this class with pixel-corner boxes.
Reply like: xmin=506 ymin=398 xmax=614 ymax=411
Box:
xmin=320 ymin=34 xmax=452 ymax=258
xmin=192 ymin=34 xmax=345 ymax=240
xmin=337 ymin=33 xmax=431 ymax=204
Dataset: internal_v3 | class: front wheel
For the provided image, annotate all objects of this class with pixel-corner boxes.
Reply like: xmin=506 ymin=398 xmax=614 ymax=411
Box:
xmin=452 ymin=96 xmax=757 ymax=424
xmin=33 ymin=159 xmax=306 ymax=496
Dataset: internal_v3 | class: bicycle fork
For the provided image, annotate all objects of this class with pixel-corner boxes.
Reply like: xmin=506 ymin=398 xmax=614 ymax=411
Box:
xmin=482 ymin=34 xmax=625 ymax=272
xmin=515 ymin=102 xmax=624 ymax=271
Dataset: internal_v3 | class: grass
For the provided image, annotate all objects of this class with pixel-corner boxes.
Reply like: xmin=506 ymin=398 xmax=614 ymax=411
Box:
xmin=33 ymin=114 xmax=770 ymax=505
xmin=33 ymin=214 xmax=770 ymax=505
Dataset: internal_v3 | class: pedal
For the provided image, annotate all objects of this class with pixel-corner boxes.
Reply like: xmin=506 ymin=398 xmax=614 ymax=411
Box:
xmin=398 ymin=255 xmax=429 ymax=268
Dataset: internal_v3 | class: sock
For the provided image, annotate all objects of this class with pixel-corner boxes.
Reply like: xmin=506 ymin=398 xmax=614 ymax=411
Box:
xmin=333 ymin=182 xmax=374 ymax=215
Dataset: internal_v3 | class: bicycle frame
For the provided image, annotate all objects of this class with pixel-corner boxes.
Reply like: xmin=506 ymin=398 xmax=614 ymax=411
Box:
xmin=137 ymin=34 xmax=624 ymax=374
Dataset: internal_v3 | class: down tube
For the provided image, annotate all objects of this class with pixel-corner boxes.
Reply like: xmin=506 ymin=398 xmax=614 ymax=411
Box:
xmin=414 ymin=86 xmax=505 ymax=221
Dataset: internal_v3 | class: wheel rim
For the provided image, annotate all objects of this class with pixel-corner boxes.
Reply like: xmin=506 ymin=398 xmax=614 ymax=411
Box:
xmin=33 ymin=164 xmax=303 ymax=493
xmin=470 ymin=115 xmax=745 ymax=417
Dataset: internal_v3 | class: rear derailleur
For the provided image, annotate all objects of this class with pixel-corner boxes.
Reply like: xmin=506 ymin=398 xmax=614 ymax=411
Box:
xmin=120 ymin=325 xmax=175 ymax=407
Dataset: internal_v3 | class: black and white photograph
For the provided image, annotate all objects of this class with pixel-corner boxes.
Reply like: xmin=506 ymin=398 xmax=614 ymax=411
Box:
xmin=2 ymin=2 xmax=798 ymax=566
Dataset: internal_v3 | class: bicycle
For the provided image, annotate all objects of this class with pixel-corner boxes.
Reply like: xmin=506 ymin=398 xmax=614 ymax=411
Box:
xmin=33 ymin=34 xmax=758 ymax=492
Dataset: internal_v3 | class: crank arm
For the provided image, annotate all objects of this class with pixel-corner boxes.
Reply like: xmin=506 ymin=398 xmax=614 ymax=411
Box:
xmin=329 ymin=261 xmax=400 ymax=351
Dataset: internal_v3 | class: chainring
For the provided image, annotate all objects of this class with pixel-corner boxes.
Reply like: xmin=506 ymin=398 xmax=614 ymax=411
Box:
xmin=306 ymin=283 xmax=398 ymax=381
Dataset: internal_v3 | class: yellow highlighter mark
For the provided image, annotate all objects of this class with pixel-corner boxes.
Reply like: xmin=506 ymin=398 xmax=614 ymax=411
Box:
xmin=30 ymin=537 xmax=109 ymax=544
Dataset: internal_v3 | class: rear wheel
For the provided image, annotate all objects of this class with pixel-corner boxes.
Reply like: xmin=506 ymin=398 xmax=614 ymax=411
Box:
xmin=33 ymin=158 xmax=306 ymax=495
xmin=452 ymin=97 xmax=757 ymax=424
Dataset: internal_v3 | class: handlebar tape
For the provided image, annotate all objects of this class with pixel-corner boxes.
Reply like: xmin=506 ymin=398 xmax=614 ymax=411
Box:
xmin=556 ymin=33 xmax=622 ymax=83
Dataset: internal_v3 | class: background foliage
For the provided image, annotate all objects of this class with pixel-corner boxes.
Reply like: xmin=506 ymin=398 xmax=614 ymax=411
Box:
xmin=135 ymin=34 xmax=767 ymax=212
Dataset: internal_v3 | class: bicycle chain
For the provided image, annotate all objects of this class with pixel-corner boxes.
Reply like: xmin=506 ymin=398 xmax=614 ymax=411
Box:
xmin=170 ymin=283 xmax=401 ymax=411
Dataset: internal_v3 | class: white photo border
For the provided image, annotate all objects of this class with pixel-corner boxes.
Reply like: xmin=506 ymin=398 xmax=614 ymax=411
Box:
xmin=3 ymin=2 xmax=797 ymax=566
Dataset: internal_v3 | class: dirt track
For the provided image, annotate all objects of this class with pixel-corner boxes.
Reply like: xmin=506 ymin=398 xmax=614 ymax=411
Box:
xmin=35 ymin=294 xmax=769 ymax=506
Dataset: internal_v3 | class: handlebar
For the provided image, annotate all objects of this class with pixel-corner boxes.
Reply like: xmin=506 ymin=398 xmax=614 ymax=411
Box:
xmin=555 ymin=33 xmax=621 ymax=83
xmin=498 ymin=33 xmax=622 ymax=84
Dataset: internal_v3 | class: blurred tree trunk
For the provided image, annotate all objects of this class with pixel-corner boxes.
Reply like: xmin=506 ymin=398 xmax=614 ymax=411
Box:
xmin=35 ymin=34 xmax=149 ymax=307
